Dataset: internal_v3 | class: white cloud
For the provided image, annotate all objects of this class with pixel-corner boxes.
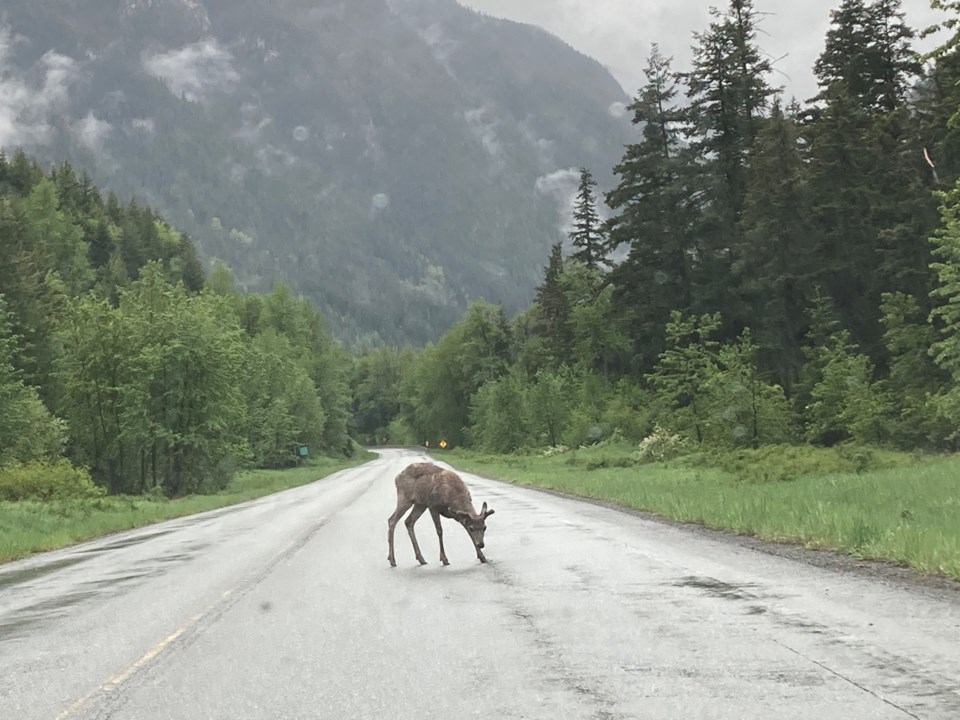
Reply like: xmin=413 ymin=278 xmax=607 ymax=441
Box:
xmin=372 ymin=192 xmax=391 ymax=211
xmin=72 ymin=111 xmax=112 ymax=152
xmin=536 ymin=167 xmax=581 ymax=235
xmin=0 ymin=25 xmax=81 ymax=149
xmin=608 ymin=101 xmax=627 ymax=119
xmin=143 ymin=39 xmax=239 ymax=104
xmin=465 ymin=106 xmax=504 ymax=165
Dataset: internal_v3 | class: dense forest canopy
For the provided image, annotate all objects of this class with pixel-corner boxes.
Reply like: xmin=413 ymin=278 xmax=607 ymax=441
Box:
xmin=0 ymin=152 xmax=353 ymax=497
xmin=351 ymin=0 xmax=960 ymax=455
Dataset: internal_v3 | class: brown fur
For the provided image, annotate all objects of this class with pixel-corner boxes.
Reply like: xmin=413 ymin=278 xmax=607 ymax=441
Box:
xmin=387 ymin=462 xmax=495 ymax=567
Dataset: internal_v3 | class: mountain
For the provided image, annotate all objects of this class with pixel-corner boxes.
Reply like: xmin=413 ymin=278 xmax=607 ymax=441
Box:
xmin=0 ymin=0 xmax=632 ymax=344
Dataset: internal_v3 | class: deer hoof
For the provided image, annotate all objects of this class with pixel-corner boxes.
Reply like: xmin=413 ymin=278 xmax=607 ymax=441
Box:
xmin=441 ymin=558 xmax=450 ymax=566
xmin=389 ymin=558 xmax=396 ymax=568
xmin=418 ymin=558 xmax=428 ymax=566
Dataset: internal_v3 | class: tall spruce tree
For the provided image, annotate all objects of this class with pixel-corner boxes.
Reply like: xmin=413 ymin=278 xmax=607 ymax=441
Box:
xmin=684 ymin=0 xmax=775 ymax=333
xmin=807 ymin=0 xmax=930 ymax=358
xmin=740 ymin=100 xmax=815 ymax=395
xmin=534 ymin=242 xmax=573 ymax=367
xmin=569 ymin=168 xmax=606 ymax=269
xmin=606 ymin=45 xmax=694 ymax=370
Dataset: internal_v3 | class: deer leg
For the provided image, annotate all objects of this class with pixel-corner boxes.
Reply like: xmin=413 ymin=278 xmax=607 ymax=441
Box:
xmin=405 ymin=504 xmax=429 ymax=566
xmin=387 ymin=498 xmax=414 ymax=568
xmin=430 ymin=508 xmax=449 ymax=566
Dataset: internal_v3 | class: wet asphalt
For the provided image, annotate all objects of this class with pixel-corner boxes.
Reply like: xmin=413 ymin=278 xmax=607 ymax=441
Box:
xmin=1 ymin=449 xmax=959 ymax=720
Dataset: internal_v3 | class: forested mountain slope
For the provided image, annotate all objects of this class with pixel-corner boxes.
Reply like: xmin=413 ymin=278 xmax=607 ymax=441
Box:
xmin=0 ymin=0 xmax=632 ymax=344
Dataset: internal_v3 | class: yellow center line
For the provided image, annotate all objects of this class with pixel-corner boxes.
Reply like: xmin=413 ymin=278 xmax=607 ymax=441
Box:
xmin=55 ymin=590 xmax=233 ymax=720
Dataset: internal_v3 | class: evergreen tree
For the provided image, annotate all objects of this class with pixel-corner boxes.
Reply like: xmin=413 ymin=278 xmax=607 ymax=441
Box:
xmin=815 ymin=0 xmax=918 ymax=113
xmin=928 ymin=180 xmax=960 ymax=437
xmin=569 ymin=168 xmax=606 ymax=269
xmin=606 ymin=45 xmax=694 ymax=370
xmin=684 ymin=0 xmax=775 ymax=332
xmin=880 ymin=292 xmax=949 ymax=447
xmin=741 ymin=100 xmax=815 ymax=394
xmin=533 ymin=242 xmax=573 ymax=367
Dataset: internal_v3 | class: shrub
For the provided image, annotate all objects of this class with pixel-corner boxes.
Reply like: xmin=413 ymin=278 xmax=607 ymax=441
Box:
xmin=633 ymin=425 xmax=688 ymax=463
xmin=0 ymin=460 xmax=104 ymax=502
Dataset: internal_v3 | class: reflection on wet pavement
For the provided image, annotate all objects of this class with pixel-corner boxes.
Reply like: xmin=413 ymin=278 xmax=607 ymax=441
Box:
xmin=0 ymin=530 xmax=213 ymax=643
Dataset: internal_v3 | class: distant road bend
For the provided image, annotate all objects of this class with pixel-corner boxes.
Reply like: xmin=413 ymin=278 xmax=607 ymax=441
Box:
xmin=1 ymin=449 xmax=958 ymax=719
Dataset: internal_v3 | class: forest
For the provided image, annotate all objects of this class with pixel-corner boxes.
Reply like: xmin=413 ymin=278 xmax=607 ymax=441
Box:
xmin=6 ymin=0 xmax=960 ymax=507
xmin=0 ymin=152 xmax=353 ymax=501
xmin=351 ymin=0 xmax=960 ymax=457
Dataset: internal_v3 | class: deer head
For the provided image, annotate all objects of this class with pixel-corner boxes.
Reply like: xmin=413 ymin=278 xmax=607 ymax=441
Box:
xmin=456 ymin=501 xmax=495 ymax=550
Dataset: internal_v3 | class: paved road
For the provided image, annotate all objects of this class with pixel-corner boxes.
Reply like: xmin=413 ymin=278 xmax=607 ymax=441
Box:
xmin=1 ymin=449 xmax=959 ymax=719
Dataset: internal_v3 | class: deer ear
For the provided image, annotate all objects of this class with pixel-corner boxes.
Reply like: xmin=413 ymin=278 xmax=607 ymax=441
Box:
xmin=484 ymin=507 xmax=495 ymax=519
xmin=481 ymin=502 xmax=488 ymax=515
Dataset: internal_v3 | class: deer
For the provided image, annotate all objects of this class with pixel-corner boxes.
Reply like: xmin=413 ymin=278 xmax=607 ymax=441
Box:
xmin=387 ymin=462 xmax=495 ymax=567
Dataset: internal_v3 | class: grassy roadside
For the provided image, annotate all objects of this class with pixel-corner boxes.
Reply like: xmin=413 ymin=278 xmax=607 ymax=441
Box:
xmin=440 ymin=444 xmax=960 ymax=580
xmin=0 ymin=450 xmax=376 ymax=565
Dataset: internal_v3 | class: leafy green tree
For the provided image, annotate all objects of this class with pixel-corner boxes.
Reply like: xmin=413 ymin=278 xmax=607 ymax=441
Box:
xmin=58 ymin=264 xmax=248 ymax=495
xmin=648 ymin=311 xmax=721 ymax=443
xmin=243 ymin=331 xmax=326 ymax=467
xmin=880 ymin=292 xmax=949 ymax=447
xmin=799 ymin=293 xmax=891 ymax=445
xmin=469 ymin=370 xmax=529 ymax=453
xmin=527 ymin=367 xmax=574 ymax=447
xmin=561 ymin=261 xmax=630 ymax=377
xmin=0 ymin=294 xmax=65 ymax=465
xmin=704 ymin=328 xmax=796 ymax=447
xmin=20 ymin=178 xmax=93 ymax=296
xmin=351 ymin=346 xmax=413 ymax=444
xmin=400 ymin=300 xmax=511 ymax=446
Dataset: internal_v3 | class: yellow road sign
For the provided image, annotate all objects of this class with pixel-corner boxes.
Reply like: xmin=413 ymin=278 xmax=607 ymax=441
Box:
xmin=439 ymin=439 xmax=448 ymax=449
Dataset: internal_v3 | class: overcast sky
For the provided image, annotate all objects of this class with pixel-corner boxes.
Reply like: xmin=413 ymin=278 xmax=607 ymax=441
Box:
xmin=461 ymin=0 xmax=946 ymax=102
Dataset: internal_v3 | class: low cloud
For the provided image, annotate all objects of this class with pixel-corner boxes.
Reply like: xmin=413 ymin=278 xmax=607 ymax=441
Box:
xmin=72 ymin=111 xmax=112 ymax=152
xmin=0 ymin=25 xmax=81 ymax=149
xmin=608 ymin=101 xmax=628 ymax=119
xmin=143 ymin=39 xmax=239 ymax=104
xmin=465 ymin=106 xmax=504 ymax=167
xmin=536 ymin=167 xmax=581 ymax=235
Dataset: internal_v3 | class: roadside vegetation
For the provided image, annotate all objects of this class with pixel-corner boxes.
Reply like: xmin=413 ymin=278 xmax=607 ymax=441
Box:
xmin=0 ymin=155 xmax=364 ymax=562
xmin=443 ymin=443 xmax=960 ymax=580
xmin=0 ymin=452 xmax=373 ymax=564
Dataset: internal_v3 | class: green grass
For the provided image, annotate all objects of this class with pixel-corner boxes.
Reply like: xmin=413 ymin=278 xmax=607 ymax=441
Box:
xmin=0 ymin=451 xmax=375 ymax=564
xmin=442 ymin=444 xmax=960 ymax=580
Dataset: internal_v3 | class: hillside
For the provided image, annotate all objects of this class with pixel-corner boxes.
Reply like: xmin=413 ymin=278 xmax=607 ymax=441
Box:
xmin=0 ymin=0 xmax=632 ymax=344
